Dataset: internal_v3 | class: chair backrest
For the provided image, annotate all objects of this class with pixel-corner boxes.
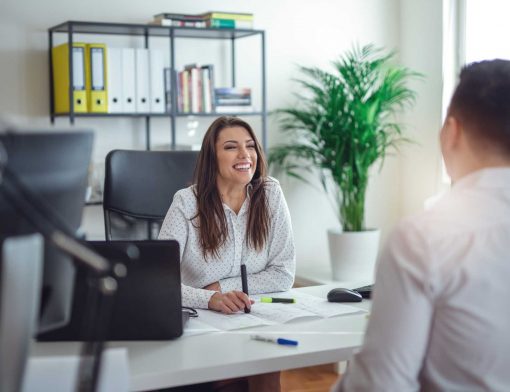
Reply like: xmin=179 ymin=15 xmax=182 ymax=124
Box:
xmin=103 ymin=149 xmax=199 ymax=240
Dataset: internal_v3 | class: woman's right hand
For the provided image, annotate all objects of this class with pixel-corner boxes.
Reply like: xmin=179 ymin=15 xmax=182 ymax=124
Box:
xmin=208 ymin=291 xmax=254 ymax=314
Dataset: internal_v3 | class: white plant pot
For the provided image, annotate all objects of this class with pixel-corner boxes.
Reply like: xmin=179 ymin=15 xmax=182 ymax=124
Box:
xmin=328 ymin=229 xmax=380 ymax=282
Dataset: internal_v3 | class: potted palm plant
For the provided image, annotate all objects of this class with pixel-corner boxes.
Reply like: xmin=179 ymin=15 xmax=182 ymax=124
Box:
xmin=269 ymin=44 xmax=419 ymax=281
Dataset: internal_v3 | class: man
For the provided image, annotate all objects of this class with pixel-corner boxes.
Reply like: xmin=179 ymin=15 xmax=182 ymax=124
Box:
xmin=334 ymin=60 xmax=510 ymax=391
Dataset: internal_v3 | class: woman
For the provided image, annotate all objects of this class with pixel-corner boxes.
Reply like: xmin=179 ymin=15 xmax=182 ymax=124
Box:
xmin=159 ymin=116 xmax=295 ymax=314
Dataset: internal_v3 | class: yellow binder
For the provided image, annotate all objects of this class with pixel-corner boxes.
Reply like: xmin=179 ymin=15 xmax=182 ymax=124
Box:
xmin=86 ymin=43 xmax=108 ymax=113
xmin=52 ymin=42 xmax=88 ymax=113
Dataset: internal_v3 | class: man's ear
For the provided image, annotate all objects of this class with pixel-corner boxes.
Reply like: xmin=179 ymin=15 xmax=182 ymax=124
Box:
xmin=442 ymin=116 xmax=462 ymax=151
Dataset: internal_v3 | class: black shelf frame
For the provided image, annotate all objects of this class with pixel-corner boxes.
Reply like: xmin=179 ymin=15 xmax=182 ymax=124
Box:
xmin=48 ymin=20 xmax=267 ymax=151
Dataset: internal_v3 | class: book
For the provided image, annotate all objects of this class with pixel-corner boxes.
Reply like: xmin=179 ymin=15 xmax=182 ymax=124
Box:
xmin=215 ymin=87 xmax=251 ymax=97
xmin=190 ymin=66 xmax=201 ymax=113
xmin=153 ymin=13 xmax=205 ymax=21
xmin=215 ymin=97 xmax=252 ymax=106
xmin=201 ymin=11 xmax=254 ymax=21
xmin=194 ymin=291 xmax=365 ymax=331
xmin=152 ymin=19 xmax=206 ymax=28
xmin=215 ymin=105 xmax=255 ymax=113
xmin=163 ymin=67 xmax=172 ymax=112
xmin=200 ymin=65 xmax=215 ymax=113
xmin=206 ymin=18 xmax=253 ymax=29
xmin=179 ymin=70 xmax=189 ymax=113
xmin=176 ymin=64 xmax=216 ymax=114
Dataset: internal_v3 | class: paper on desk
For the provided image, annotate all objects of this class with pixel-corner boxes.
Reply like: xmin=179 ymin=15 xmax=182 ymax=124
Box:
xmin=286 ymin=290 xmax=365 ymax=318
xmin=196 ymin=308 xmax=273 ymax=330
xmin=194 ymin=291 xmax=365 ymax=331
xmin=249 ymin=302 xmax=318 ymax=324
xmin=182 ymin=317 xmax=220 ymax=337
xmin=248 ymin=291 xmax=363 ymax=323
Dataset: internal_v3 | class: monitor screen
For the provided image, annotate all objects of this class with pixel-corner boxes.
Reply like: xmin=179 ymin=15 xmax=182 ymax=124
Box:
xmin=0 ymin=130 xmax=93 ymax=333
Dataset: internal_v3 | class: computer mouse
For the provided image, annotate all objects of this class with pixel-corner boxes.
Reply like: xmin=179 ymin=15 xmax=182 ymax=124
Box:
xmin=327 ymin=288 xmax=362 ymax=302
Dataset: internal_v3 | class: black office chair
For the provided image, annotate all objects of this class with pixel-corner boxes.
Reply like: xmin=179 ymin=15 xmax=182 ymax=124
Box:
xmin=103 ymin=149 xmax=199 ymax=240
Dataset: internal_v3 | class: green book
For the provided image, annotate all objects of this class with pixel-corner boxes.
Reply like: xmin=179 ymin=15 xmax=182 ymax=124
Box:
xmin=208 ymin=18 xmax=236 ymax=28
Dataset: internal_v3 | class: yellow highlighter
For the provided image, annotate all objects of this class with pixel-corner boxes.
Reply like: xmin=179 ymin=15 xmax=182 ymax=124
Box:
xmin=260 ymin=297 xmax=296 ymax=304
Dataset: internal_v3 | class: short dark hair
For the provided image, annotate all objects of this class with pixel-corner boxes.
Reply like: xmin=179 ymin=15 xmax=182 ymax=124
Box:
xmin=449 ymin=59 xmax=510 ymax=154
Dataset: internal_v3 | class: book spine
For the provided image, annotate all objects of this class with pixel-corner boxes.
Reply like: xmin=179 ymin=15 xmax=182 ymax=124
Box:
xmin=215 ymin=98 xmax=252 ymax=105
xmin=205 ymin=19 xmax=253 ymax=29
xmin=175 ymin=70 xmax=182 ymax=113
xmin=207 ymin=65 xmax=215 ymax=112
xmin=181 ymin=70 xmax=189 ymax=113
xmin=215 ymin=105 xmax=254 ymax=113
xmin=214 ymin=87 xmax=251 ymax=96
xmin=190 ymin=67 xmax=200 ymax=113
xmin=164 ymin=67 xmax=171 ymax=112
xmin=155 ymin=19 xmax=206 ymax=28
xmin=154 ymin=13 xmax=205 ymax=21
xmin=205 ymin=12 xmax=254 ymax=21
xmin=208 ymin=19 xmax=235 ymax=29
xmin=201 ymin=67 xmax=211 ymax=113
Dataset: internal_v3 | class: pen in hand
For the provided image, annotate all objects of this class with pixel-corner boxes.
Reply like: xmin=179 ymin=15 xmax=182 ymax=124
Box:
xmin=241 ymin=263 xmax=250 ymax=313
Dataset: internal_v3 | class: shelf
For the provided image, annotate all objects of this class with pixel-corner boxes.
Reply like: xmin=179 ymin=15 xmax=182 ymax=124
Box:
xmin=48 ymin=19 xmax=267 ymax=152
xmin=53 ymin=111 xmax=264 ymax=118
xmin=48 ymin=21 xmax=263 ymax=40
xmin=53 ymin=112 xmax=170 ymax=118
xmin=177 ymin=111 xmax=264 ymax=117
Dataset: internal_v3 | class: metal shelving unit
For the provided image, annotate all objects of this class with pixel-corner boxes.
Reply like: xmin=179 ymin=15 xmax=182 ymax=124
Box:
xmin=48 ymin=20 xmax=267 ymax=151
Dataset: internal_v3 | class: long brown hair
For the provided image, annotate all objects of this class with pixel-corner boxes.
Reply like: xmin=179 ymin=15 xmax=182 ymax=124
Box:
xmin=192 ymin=116 xmax=270 ymax=258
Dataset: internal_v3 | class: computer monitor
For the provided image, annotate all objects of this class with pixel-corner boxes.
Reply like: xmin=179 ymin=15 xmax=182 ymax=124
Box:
xmin=0 ymin=130 xmax=93 ymax=333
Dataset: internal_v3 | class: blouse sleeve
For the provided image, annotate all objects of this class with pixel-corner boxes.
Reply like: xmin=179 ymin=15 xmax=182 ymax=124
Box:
xmin=158 ymin=191 xmax=216 ymax=309
xmin=219 ymin=180 xmax=296 ymax=293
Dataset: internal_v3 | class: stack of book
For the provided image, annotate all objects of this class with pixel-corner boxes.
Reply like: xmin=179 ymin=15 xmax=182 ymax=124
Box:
xmin=177 ymin=64 xmax=215 ymax=114
xmin=214 ymin=87 xmax=253 ymax=113
xmin=150 ymin=11 xmax=254 ymax=29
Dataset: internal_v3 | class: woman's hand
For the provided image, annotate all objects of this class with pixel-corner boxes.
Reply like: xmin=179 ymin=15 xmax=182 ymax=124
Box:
xmin=208 ymin=291 xmax=254 ymax=314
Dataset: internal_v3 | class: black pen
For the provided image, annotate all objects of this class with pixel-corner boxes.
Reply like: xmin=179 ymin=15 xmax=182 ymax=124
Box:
xmin=241 ymin=263 xmax=250 ymax=313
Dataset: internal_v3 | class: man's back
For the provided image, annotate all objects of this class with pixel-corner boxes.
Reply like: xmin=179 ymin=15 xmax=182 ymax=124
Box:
xmin=417 ymin=168 xmax=510 ymax=390
xmin=338 ymin=168 xmax=510 ymax=391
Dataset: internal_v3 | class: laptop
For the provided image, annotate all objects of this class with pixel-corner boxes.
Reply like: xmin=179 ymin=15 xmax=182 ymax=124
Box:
xmin=38 ymin=240 xmax=185 ymax=341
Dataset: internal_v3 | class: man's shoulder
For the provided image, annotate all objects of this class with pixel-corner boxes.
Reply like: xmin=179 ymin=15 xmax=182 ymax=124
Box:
xmin=397 ymin=189 xmax=469 ymax=233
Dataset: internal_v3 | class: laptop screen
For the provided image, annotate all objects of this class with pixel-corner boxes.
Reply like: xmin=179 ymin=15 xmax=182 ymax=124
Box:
xmin=38 ymin=240 xmax=183 ymax=341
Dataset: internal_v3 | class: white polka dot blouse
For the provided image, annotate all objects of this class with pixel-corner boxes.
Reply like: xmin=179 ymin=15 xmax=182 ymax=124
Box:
xmin=158 ymin=177 xmax=296 ymax=309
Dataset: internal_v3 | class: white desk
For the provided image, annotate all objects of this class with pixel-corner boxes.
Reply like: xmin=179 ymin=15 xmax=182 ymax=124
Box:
xmin=30 ymin=284 xmax=370 ymax=391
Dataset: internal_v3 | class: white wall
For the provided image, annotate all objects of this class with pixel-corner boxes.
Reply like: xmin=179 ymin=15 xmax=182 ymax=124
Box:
xmin=399 ymin=0 xmax=447 ymax=217
xmin=0 ymin=0 xmax=446 ymax=277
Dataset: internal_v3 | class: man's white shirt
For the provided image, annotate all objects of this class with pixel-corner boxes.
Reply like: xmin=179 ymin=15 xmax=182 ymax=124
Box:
xmin=336 ymin=168 xmax=510 ymax=391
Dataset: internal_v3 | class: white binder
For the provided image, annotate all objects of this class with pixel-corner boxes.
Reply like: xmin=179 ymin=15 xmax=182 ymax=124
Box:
xmin=107 ymin=47 xmax=123 ymax=113
xmin=121 ymin=48 xmax=136 ymax=113
xmin=149 ymin=49 xmax=165 ymax=113
xmin=135 ymin=48 xmax=150 ymax=113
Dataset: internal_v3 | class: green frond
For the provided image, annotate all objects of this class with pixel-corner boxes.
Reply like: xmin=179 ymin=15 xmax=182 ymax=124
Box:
xmin=269 ymin=43 xmax=421 ymax=231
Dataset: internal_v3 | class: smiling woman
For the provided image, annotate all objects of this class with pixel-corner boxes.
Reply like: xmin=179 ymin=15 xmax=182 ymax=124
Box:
xmin=158 ymin=116 xmax=296 ymax=316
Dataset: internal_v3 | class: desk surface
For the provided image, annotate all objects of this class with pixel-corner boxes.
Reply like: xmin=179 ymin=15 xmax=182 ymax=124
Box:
xmin=31 ymin=284 xmax=370 ymax=391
